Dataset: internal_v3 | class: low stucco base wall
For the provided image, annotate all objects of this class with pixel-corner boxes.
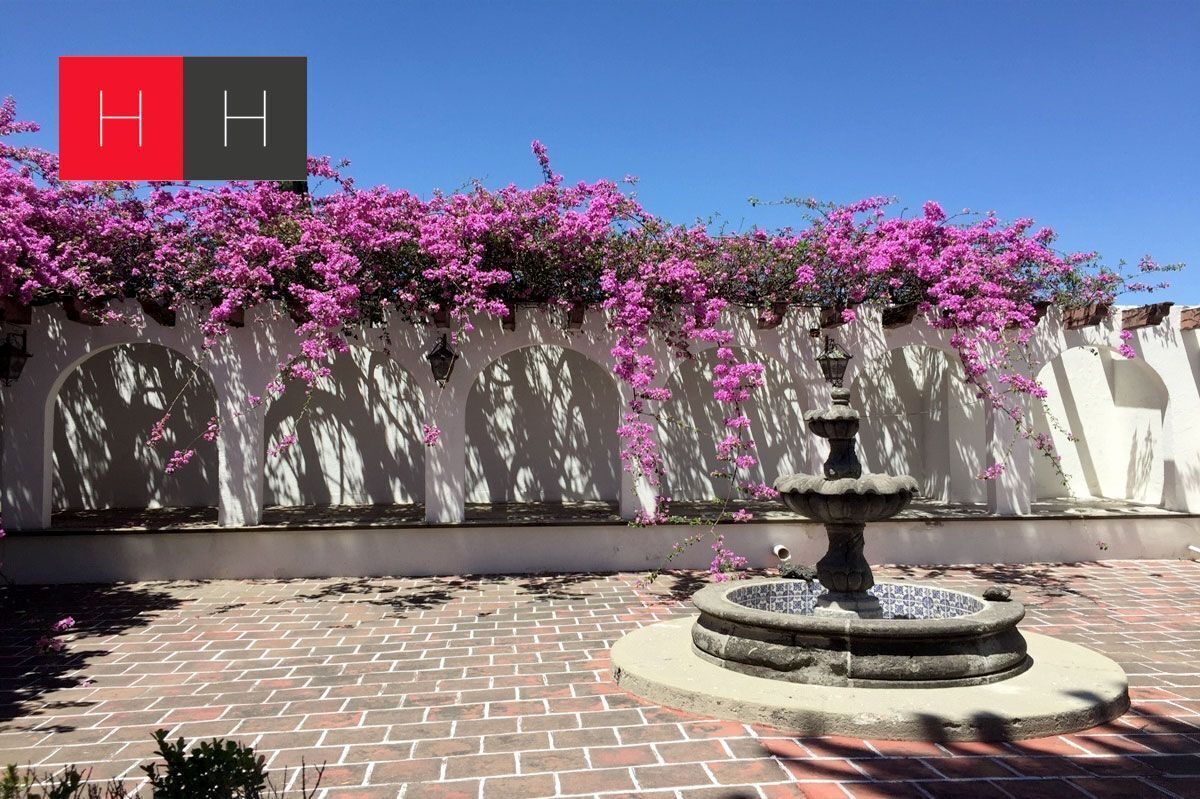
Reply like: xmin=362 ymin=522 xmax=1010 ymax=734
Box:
xmin=3 ymin=515 xmax=1198 ymax=583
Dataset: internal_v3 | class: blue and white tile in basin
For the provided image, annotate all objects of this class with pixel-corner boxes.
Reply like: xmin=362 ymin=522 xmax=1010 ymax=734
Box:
xmin=727 ymin=581 xmax=984 ymax=619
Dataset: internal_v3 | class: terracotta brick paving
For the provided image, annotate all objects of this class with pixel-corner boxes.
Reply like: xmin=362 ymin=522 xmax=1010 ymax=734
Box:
xmin=2 ymin=560 xmax=1199 ymax=798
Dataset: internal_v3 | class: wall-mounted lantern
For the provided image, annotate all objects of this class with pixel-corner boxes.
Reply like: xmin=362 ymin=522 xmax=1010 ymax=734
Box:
xmin=0 ymin=328 xmax=31 ymax=386
xmin=425 ymin=334 xmax=459 ymax=387
xmin=815 ymin=335 xmax=851 ymax=388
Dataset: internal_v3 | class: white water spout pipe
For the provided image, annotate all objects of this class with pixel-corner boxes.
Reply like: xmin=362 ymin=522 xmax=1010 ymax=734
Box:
xmin=1188 ymin=544 xmax=1200 ymax=557
xmin=773 ymin=544 xmax=791 ymax=562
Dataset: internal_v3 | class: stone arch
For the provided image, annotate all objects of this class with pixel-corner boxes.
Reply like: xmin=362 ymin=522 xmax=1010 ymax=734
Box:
xmin=455 ymin=325 xmax=618 ymax=392
xmin=849 ymin=344 xmax=986 ymax=503
xmin=52 ymin=342 xmax=219 ymax=513
xmin=465 ymin=344 xmax=621 ymax=503
xmin=264 ymin=347 xmax=425 ymax=506
xmin=657 ymin=346 xmax=809 ymax=502
xmin=1032 ymin=345 xmax=1169 ymax=505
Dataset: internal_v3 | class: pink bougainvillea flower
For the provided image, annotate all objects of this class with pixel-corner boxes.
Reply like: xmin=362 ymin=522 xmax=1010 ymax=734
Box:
xmin=164 ymin=448 xmax=196 ymax=473
xmin=147 ymin=414 xmax=170 ymax=446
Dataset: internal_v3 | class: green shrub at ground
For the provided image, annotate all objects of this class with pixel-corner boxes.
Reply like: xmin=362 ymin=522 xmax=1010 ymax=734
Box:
xmin=3 ymin=730 xmax=322 ymax=799
xmin=1 ymin=764 xmax=127 ymax=798
xmin=142 ymin=731 xmax=268 ymax=798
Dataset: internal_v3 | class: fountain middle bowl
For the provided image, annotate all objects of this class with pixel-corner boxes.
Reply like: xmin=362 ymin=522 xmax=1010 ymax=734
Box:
xmin=692 ymin=578 xmax=1028 ymax=688
xmin=774 ymin=473 xmax=919 ymax=522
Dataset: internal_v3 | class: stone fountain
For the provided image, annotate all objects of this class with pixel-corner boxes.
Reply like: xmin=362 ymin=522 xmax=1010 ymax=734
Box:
xmin=691 ymin=382 xmax=1028 ymax=689
xmin=612 ymin=336 xmax=1130 ymax=740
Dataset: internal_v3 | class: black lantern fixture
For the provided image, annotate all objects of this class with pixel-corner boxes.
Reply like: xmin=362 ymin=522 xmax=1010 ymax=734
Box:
xmin=425 ymin=334 xmax=459 ymax=387
xmin=0 ymin=328 xmax=31 ymax=386
xmin=815 ymin=335 xmax=851 ymax=388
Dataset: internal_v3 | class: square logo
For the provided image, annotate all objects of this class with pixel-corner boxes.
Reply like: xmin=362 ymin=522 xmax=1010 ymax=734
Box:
xmin=59 ymin=56 xmax=184 ymax=180
xmin=183 ymin=57 xmax=307 ymax=180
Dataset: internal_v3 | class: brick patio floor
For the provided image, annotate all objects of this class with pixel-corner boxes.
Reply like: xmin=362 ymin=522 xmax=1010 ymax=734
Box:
xmin=2 ymin=560 xmax=1199 ymax=798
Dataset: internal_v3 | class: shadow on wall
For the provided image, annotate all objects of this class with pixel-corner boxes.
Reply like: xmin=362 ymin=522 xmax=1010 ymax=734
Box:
xmin=850 ymin=346 xmax=985 ymax=504
xmin=658 ymin=348 xmax=808 ymax=502
xmin=466 ymin=345 xmax=620 ymax=503
xmin=265 ymin=348 xmax=425 ymax=506
xmin=1033 ymin=346 xmax=1168 ymax=504
xmin=53 ymin=343 xmax=218 ymax=511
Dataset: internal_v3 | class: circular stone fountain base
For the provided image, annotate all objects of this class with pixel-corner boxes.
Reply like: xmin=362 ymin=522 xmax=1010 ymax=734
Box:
xmin=612 ymin=617 xmax=1129 ymax=741
xmin=694 ymin=579 xmax=1029 ymax=687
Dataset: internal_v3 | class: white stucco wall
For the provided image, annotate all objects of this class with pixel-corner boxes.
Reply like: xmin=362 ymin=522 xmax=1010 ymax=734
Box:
xmin=264 ymin=347 xmax=425 ymax=506
xmin=1033 ymin=346 xmax=1168 ymax=504
xmin=658 ymin=348 xmax=808 ymax=501
xmin=850 ymin=346 xmax=987 ymax=504
xmin=465 ymin=345 xmax=621 ymax=503
xmin=34 ymin=318 xmax=1200 ymax=515
xmin=6 ymin=301 xmax=1200 ymax=533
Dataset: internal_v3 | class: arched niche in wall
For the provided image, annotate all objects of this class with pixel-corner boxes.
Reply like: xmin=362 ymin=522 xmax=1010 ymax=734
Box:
xmin=53 ymin=343 xmax=218 ymax=512
xmin=264 ymin=348 xmax=425 ymax=506
xmin=1032 ymin=345 xmax=1168 ymax=505
xmin=849 ymin=345 xmax=986 ymax=504
xmin=465 ymin=345 xmax=620 ymax=504
xmin=657 ymin=347 xmax=807 ymax=502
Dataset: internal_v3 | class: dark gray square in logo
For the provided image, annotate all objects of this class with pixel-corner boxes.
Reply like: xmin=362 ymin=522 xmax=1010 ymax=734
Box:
xmin=183 ymin=57 xmax=306 ymax=180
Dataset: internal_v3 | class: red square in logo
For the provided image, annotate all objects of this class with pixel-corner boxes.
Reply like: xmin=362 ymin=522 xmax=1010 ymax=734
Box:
xmin=59 ymin=56 xmax=184 ymax=180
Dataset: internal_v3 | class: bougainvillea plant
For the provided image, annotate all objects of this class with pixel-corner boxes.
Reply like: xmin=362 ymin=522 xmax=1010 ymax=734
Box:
xmin=0 ymin=97 xmax=1181 ymax=579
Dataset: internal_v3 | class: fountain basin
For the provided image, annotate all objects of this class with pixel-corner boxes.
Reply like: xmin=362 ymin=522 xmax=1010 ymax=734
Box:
xmin=692 ymin=578 xmax=1027 ymax=687
xmin=613 ymin=617 xmax=1130 ymax=741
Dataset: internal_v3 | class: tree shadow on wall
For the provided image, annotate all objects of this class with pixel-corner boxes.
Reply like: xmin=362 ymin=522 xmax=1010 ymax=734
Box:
xmin=658 ymin=347 xmax=808 ymax=502
xmin=466 ymin=346 xmax=619 ymax=504
xmin=850 ymin=346 xmax=986 ymax=505
xmin=851 ymin=347 xmax=926 ymax=486
xmin=1126 ymin=427 xmax=1161 ymax=504
xmin=0 ymin=582 xmax=183 ymax=729
xmin=1037 ymin=346 xmax=1169 ymax=506
xmin=264 ymin=349 xmax=424 ymax=507
xmin=53 ymin=343 xmax=218 ymax=513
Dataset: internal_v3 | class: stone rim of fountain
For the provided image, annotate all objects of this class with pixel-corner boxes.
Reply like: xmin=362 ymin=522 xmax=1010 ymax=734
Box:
xmin=690 ymin=577 xmax=1030 ymax=688
xmin=693 ymin=577 xmax=1025 ymax=638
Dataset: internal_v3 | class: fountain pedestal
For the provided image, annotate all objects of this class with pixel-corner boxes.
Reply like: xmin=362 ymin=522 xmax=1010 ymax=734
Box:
xmin=818 ymin=523 xmax=873 ymax=594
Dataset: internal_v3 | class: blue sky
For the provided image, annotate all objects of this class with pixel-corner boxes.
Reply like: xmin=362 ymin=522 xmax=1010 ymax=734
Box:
xmin=4 ymin=1 xmax=1198 ymax=302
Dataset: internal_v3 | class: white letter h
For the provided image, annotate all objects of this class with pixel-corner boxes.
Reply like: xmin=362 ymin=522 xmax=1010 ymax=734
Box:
xmin=224 ymin=90 xmax=267 ymax=148
xmin=98 ymin=90 xmax=142 ymax=147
